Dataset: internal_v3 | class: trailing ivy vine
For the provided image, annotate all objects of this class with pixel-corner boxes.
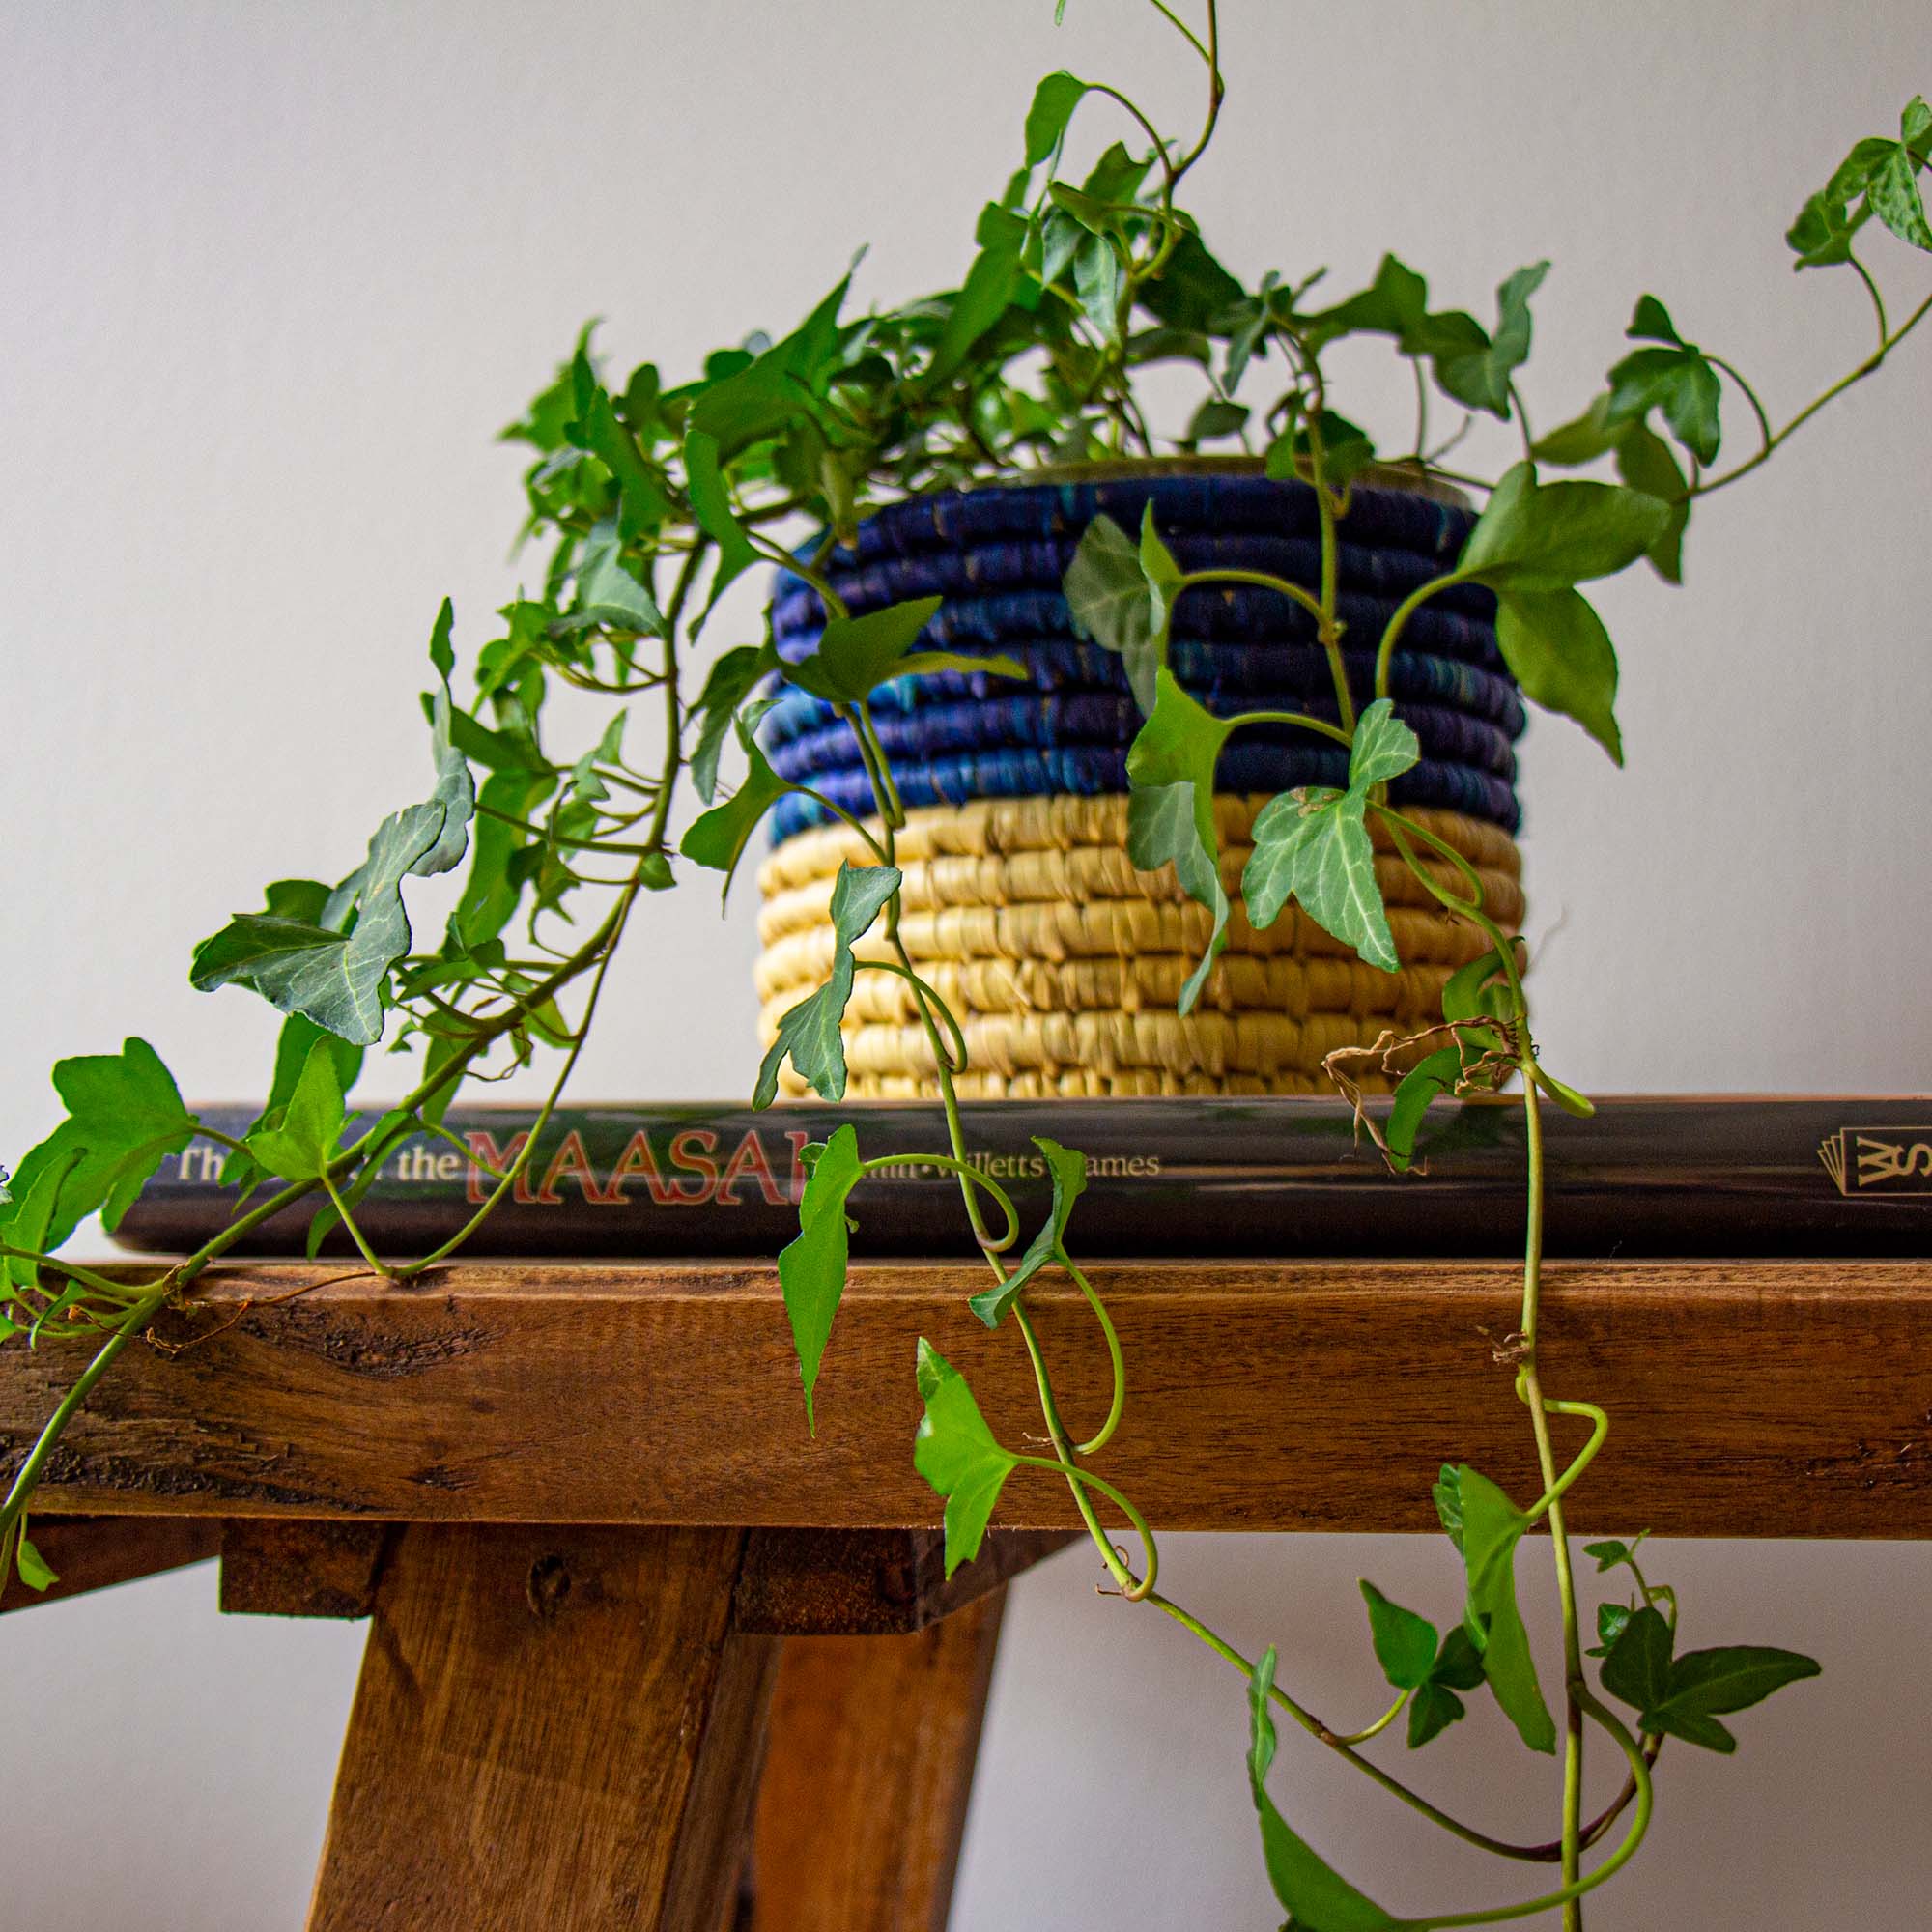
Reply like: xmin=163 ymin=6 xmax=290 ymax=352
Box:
xmin=5 ymin=6 xmax=1929 ymax=1922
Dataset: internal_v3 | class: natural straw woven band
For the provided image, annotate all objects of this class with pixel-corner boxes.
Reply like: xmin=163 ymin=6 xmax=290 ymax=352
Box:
xmin=754 ymin=796 xmax=1522 ymax=1098
xmin=829 ymin=1067 xmax=1379 ymax=1099
xmin=757 ymin=795 xmax=1519 ymax=891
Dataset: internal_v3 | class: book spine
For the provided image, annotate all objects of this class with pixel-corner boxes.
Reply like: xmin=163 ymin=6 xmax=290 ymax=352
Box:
xmin=112 ymin=1098 xmax=1932 ymax=1261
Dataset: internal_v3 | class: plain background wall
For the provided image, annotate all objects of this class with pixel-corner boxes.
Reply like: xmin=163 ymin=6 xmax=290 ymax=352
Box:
xmin=5 ymin=2 xmax=1931 ymax=1924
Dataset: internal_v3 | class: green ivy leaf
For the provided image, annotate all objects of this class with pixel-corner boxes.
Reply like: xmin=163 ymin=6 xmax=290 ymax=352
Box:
xmin=220 ymin=1015 xmax=366 ymax=1197
xmin=1786 ymin=186 xmax=1868 ymax=269
xmin=1613 ymin=422 xmax=1690 ymax=585
xmin=1871 ymin=141 xmax=1932 ymax=251
xmin=1383 ymin=1045 xmax=1463 ymax=1175
xmin=927 ymin=204 xmax=1028 ymax=388
xmin=913 ymin=1338 xmax=1020 ymax=1577
xmin=1600 ymin=1604 xmax=1675 ymax=1713
xmin=969 ymin=1137 xmax=1086 ymax=1327
xmin=191 ymin=696 xmax=475 ymax=1045
xmin=567 ymin=711 xmax=627 ymax=808
xmin=568 ymin=535 xmax=666 ymax=636
xmin=1460 ymin=463 xmax=1672 ymax=591
xmin=1125 ymin=672 xmax=1234 ymax=1008
xmin=1532 ymin=395 xmax=1624 ymax=468
xmin=1074 ymin=232 xmax=1126 ymax=346
xmin=243 ymin=1038 xmax=348 ymax=1183
xmin=427 ymin=597 xmax=456 ymax=680
xmin=569 ymin=355 xmax=673 ymax=538
xmin=777 ymin=1123 xmax=863 ymax=1433
xmin=1359 ymin=1580 xmax=1438 ymax=1690
xmin=1248 ymin=1648 xmax=1403 ymax=1931
xmin=1494 ymin=584 xmax=1624 ymax=764
xmin=1137 ymin=228 xmax=1246 ymax=332
xmin=753 ymin=862 xmax=902 ymax=1107
xmin=1438 ymin=1464 xmax=1557 ymax=1754
xmin=689 ymin=639 xmax=781 ymax=803
xmin=0 ymin=1039 xmax=200 ymax=1276
xmin=1266 ymin=410 xmax=1378 ymax=491
xmin=781 ymin=597 xmax=1018 ymax=704
xmin=683 ymin=428 xmax=761 ymax=607
xmin=1433 ymin=262 xmax=1548 ymax=419
xmin=1408 ymin=1627 xmax=1487 ymax=1747
xmin=1306 ymin=254 xmax=1432 ymax=354
xmin=1024 ymin=71 xmax=1090 ymax=167
xmin=1126 ymin=780 xmax=1230 ymax=1013
xmin=1638 ymin=1644 xmax=1821 ymax=1752
xmin=1605 ymin=296 xmax=1723 ymax=467
xmin=1588 ymin=1600 xmax=1634 ymax=1660
xmin=1082 ymin=139 xmax=1151 ymax=207
xmin=14 ymin=1527 xmax=57 ymax=1592
xmin=1138 ymin=503 xmax=1182 ymax=670
xmin=679 ymin=733 xmax=792 ymax=899
xmin=1065 ymin=513 xmax=1164 ymax=710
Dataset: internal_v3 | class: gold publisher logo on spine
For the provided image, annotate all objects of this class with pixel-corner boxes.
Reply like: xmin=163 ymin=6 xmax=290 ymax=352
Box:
xmin=1817 ymin=1128 xmax=1932 ymax=1195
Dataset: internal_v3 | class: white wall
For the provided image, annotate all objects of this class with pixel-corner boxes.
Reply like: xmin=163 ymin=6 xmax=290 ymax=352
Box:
xmin=5 ymin=3 xmax=1930 ymax=1925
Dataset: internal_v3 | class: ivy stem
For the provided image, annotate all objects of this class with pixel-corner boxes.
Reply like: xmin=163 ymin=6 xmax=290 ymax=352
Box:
xmin=1009 ymin=1451 xmax=1156 ymax=1594
xmin=1143 ymin=1589 xmax=1573 ymax=1862
xmin=1061 ymin=1256 xmax=1125 ymax=1455
xmin=1331 ymin=1690 xmax=1408 ymax=1747
xmin=856 ymin=1154 xmax=1018 ymax=1252
xmin=1691 ymin=285 xmax=1932 ymax=497
xmin=854 ymin=958 xmax=969 ymax=1070
xmin=1515 ymin=1068 xmax=1589 ymax=1927
xmin=320 ymin=1173 xmax=392 ymax=1280
xmin=0 ymin=1279 xmax=173 ymax=1552
xmin=1374 ymin=574 xmax=1463 ymax=702
xmin=1400 ymin=1694 xmax=1653 ymax=1930
xmin=1222 ymin=705 xmax=1354 ymax=751
xmin=1179 ymin=564 xmax=1327 ymax=632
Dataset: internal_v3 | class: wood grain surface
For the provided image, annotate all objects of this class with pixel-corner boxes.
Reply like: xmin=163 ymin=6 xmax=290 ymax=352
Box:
xmin=749 ymin=1592 xmax=1007 ymax=1932
xmin=306 ymin=1523 xmax=777 ymax=1932
xmin=4 ymin=1260 xmax=1929 ymax=1536
xmin=0 ymin=1514 xmax=220 ymax=1614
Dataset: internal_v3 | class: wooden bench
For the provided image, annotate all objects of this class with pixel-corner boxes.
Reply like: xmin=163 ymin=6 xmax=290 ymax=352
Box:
xmin=4 ymin=1258 xmax=1927 ymax=1928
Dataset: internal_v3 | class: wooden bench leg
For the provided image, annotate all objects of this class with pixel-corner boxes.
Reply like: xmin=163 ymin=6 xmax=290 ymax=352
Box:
xmin=307 ymin=1523 xmax=778 ymax=1932
xmin=748 ymin=1589 xmax=1007 ymax=1932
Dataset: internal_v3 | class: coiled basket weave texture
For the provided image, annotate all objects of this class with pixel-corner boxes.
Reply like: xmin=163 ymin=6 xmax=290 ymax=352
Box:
xmin=756 ymin=469 xmax=1526 ymax=1099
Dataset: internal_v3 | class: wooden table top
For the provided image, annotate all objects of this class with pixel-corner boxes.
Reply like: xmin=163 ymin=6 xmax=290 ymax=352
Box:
xmin=4 ymin=1258 xmax=1928 ymax=1537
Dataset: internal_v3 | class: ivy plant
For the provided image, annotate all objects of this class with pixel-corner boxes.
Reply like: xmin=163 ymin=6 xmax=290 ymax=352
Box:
xmin=5 ymin=5 xmax=1929 ymax=1923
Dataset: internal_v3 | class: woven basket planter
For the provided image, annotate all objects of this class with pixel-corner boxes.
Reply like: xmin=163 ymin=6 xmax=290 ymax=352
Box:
xmin=756 ymin=466 xmax=1524 ymax=1100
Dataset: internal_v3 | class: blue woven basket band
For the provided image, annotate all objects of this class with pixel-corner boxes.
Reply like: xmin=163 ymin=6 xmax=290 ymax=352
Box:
xmin=763 ymin=694 xmax=1520 ymax=782
xmin=756 ymin=642 xmax=1527 ymax=740
xmin=810 ymin=474 xmax=1475 ymax=575
xmin=772 ymin=531 xmax=1497 ymax=634
xmin=773 ymin=584 xmax=1503 ymax=671
xmin=768 ymin=746 xmax=1521 ymax=842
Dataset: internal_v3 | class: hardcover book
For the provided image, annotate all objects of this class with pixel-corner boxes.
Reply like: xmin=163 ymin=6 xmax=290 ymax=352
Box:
xmin=112 ymin=1095 xmax=1932 ymax=1261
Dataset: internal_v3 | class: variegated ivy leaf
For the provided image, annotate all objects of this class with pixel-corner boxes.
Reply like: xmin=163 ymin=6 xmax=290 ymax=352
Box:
xmin=753 ymin=862 xmax=901 ymax=1108
xmin=1242 ymin=698 xmax=1420 ymax=973
xmin=1064 ymin=508 xmax=1183 ymax=714
xmin=1124 ymin=671 xmax=1236 ymax=1011
xmin=190 ymin=696 xmax=475 ymax=1046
